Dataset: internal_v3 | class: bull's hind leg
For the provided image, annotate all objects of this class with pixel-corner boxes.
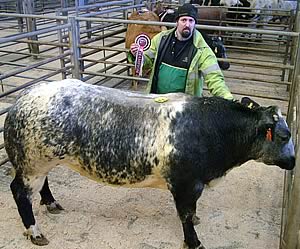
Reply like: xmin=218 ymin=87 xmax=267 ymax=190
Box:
xmin=40 ymin=177 xmax=64 ymax=214
xmin=10 ymin=174 xmax=49 ymax=246
xmin=170 ymin=180 xmax=205 ymax=249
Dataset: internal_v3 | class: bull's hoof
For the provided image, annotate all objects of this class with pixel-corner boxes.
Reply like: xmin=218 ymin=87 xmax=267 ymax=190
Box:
xmin=46 ymin=201 xmax=64 ymax=214
xmin=23 ymin=231 xmax=49 ymax=246
xmin=192 ymin=215 xmax=200 ymax=226
xmin=40 ymin=200 xmax=64 ymax=214
xmin=182 ymin=242 xmax=206 ymax=249
xmin=30 ymin=234 xmax=49 ymax=246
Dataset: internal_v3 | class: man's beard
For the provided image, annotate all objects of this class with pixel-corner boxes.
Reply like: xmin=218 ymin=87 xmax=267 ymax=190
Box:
xmin=182 ymin=29 xmax=191 ymax=38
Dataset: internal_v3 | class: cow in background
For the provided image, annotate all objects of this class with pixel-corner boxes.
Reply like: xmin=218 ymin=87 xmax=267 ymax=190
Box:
xmin=156 ymin=2 xmax=228 ymax=33
xmin=268 ymin=0 xmax=297 ymax=27
xmin=189 ymin=0 xmax=296 ymax=42
xmin=125 ymin=10 xmax=163 ymax=88
xmin=221 ymin=0 xmax=297 ymax=40
xmin=125 ymin=10 xmax=162 ymax=51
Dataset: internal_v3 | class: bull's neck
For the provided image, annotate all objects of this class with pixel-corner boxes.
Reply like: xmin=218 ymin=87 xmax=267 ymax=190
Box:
xmin=226 ymin=122 xmax=260 ymax=165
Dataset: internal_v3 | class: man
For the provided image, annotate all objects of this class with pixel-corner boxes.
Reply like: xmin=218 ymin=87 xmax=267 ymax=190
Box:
xmin=129 ymin=3 xmax=233 ymax=100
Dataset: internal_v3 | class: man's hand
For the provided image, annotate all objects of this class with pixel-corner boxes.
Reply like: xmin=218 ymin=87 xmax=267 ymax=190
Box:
xmin=130 ymin=43 xmax=139 ymax=57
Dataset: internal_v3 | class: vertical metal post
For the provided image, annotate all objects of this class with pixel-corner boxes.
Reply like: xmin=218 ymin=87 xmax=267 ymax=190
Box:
xmin=284 ymin=9 xmax=297 ymax=85
xmin=16 ymin=0 xmax=24 ymax=32
xmin=56 ymin=10 xmax=67 ymax=79
xmin=85 ymin=0 xmax=92 ymax=39
xmin=281 ymin=98 xmax=300 ymax=249
xmin=0 ymin=74 xmax=3 ymax=92
xmin=281 ymin=10 xmax=294 ymax=84
xmin=68 ymin=16 xmax=83 ymax=79
xmin=22 ymin=0 xmax=39 ymax=58
xmin=102 ymin=27 xmax=107 ymax=73
xmin=286 ymin=11 xmax=300 ymax=125
xmin=61 ymin=0 xmax=68 ymax=16
xmin=280 ymin=8 xmax=300 ymax=249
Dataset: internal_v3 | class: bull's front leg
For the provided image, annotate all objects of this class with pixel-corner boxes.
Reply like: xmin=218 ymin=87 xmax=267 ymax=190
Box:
xmin=169 ymin=180 xmax=205 ymax=249
xmin=11 ymin=175 xmax=49 ymax=246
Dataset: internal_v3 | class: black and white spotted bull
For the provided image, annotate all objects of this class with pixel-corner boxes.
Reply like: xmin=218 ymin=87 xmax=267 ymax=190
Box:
xmin=4 ymin=79 xmax=295 ymax=249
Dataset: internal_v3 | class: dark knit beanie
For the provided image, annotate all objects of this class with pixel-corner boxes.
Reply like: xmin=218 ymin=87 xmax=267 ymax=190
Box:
xmin=175 ymin=3 xmax=198 ymax=22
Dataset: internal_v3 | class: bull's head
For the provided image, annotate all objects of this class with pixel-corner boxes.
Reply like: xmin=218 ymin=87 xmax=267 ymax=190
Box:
xmin=241 ymin=97 xmax=295 ymax=170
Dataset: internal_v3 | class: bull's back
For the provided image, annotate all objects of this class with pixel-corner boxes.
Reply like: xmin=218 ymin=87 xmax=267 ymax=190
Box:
xmin=4 ymin=80 xmax=189 ymax=187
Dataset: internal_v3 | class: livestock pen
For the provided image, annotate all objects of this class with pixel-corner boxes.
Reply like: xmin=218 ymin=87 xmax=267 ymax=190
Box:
xmin=0 ymin=0 xmax=299 ymax=248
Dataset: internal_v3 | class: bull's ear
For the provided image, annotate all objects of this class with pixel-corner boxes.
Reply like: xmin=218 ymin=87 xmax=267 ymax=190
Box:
xmin=257 ymin=106 xmax=278 ymax=140
xmin=241 ymin=97 xmax=260 ymax=109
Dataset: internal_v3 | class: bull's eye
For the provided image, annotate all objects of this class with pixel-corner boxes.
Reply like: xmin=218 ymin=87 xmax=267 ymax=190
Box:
xmin=278 ymin=133 xmax=290 ymax=143
xmin=273 ymin=114 xmax=279 ymax=121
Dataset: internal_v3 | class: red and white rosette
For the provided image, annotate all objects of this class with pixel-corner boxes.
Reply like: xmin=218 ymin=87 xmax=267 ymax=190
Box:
xmin=134 ymin=34 xmax=151 ymax=77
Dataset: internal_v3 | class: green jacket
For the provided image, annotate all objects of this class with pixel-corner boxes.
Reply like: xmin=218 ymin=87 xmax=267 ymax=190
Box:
xmin=130 ymin=28 xmax=233 ymax=100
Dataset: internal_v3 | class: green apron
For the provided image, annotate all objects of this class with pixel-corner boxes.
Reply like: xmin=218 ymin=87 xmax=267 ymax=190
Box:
xmin=157 ymin=62 xmax=187 ymax=94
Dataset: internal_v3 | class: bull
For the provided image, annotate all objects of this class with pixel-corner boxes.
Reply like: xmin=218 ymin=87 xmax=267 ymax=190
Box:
xmin=4 ymin=79 xmax=295 ymax=248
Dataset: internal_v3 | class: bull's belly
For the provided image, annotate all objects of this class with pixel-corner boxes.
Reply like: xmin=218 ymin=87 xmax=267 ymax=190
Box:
xmin=63 ymin=160 xmax=168 ymax=190
xmin=123 ymin=174 xmax=168 ymax=190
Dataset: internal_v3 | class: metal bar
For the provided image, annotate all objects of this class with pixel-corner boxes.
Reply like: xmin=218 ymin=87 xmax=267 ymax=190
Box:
xmin=14 ymin=39 xmax=68 ymax=47
xmin=82 ymin=58 xmax=131 ymax=67
xmin=76 ymin=16 xmax=300 ymax=37
xmin=100 ymin=68 xmax=132 ymax=88
xmin=80 ymin=27 xmax=126 ymax=45
xmin=79 ymin=22 xmax=120 ymax=35
xmin=23 ymin=0 xmax=40 ymax=57
xmin=80 ymin=44 xmax=128 ymax=52
xmin=0 ymin=44 xmax=68 ymax=65
xmin=280 ymin=112 xmax=300 ymax=249
xmin=0 ymin=60 xmax=66 ymax=72
xmin=0 ymin=24 xmax=70 ymax=44
xmin=83 ymin=70 xmax=149 ymax=82
xmin=56 ymin=9 xmax=68 ymax=79
xmin=59 ymin=0 xmax=134 ymax=12
xmin=223 ymin=74 xmax=291 ymax=85
xmin=0 ymin=13 xmax=67 ymax=21
xmin=204 ymin=87 xmax=289 ymax=101
xmin=0 ymin=66 xmax=72 ymax=99
xmin=0 ymin=51 xmax=71 ymax=81
xmin=0 ymin=74 xmax=53 ymax=83
xmin=226 ymin=45 xmax=287 ymax=54
xmin=80 ymin=5 xmax=143 ymax=17
xmin=81 ymin=57 xmax=127 ymax=82
xmin=16 ymin=0 xmax=24 ymax=32
xmin=220 ymin=58 xmax=294 ymax=70
xmin=280 ymin=8 xmax=300 ymax=249
xmin=0 ymin=48 xmax=59 ymax=59
xmin=80 ymin=40 xmax=125 ymax=58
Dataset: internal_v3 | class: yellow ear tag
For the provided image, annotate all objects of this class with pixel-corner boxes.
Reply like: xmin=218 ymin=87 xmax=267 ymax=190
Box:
xmin=248 ymin=102 xmax=254 ymax=109
xmin=154 ymin=97 xmax=169 ymax=103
